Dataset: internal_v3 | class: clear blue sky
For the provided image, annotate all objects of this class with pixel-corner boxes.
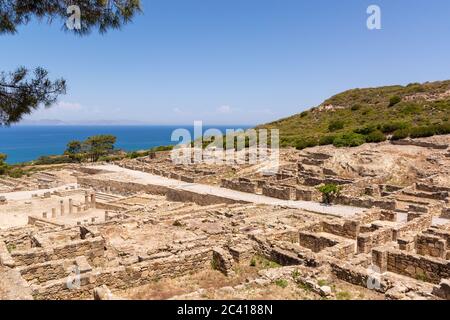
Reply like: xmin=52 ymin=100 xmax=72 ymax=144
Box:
xmin=1 ymin=0 xmax=450 ymax=125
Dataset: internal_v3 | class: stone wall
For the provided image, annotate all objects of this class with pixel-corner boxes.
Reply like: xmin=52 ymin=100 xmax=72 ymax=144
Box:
xmin=391 ymin=139 xmax=448 ymax=150
xmin=212 ymin=247 xmax=235 ymax=276
xmin=334 ymin=195 xmax=397 ymax=210
xmin=262 ymin=185 xmax=296 ymax=200
xmin=393 ymin=214 xmax=433 ymax=240
xmin=380 ymin=210 xmax=397 ymax=222
xmin=329 ymin=259 xmax=389 ymax=293
xmin=357 ymin=227 xmax=393 ymax=254
xmin=402 ymin=190 xmax=449 ymax=201
xmin=31 ymin=248 xmax=212 ymax=300
xmin=221 ymin=179 xmax=257 ymax=194
xmin=299 ymin=174 xmax=353 ymax=187
xmin=442 ymin=207 xmax=450 ymax=219
xmin=416 ymin=234 xmax=447 ymax=259
xmin=166 ymin=189 xmax=247 ymax=206
xmin=416 ymin=183 xmax=450 ymax=193
xmin=77 ymin=176 xmax=169 ymax=197
xmin=321 ymin=220 xmax=360 ymax=239
xmin=296 ymin=187 xmax=321 ymax=201
xmin=386 ymin=249 xmax=450 ymax=284
xmin=298 ymin=232 xmax=338 ymax=253
xmin=11 ymin=237 xmax=105 ymax=267
xmin=321 ymin=240 xmax=356 ymax=259
xmin=251 ymin=235 xmax=319 ymax=267
xmin=18 ymin=259 xmax=69 ymax=284
xmin=0 ymin=241 xmax=15 ymax=267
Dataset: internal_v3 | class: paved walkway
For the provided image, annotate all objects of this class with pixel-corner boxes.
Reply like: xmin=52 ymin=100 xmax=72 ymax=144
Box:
xmin=94 ymin=164 xmax=365 ymax=218
xmin=0 ymin=183 xmax=78 ymax=201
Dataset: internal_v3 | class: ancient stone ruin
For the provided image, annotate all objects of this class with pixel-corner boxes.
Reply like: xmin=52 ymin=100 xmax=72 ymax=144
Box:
xmin=0 ymin=135 xmax=449 ymax=300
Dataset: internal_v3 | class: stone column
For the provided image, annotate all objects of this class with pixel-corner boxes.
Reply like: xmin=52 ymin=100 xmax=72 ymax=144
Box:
xmin=372 ymin=247 xmax=388 ymax=273
xmin=69 ymin=199 xmax=73 ymax=214
xmin=60 ymin=200 xmax=65 ymax=216
xmin=90 ymin=192 xmax=96 ymax=209
xmin=42 ymin=212 xmax=47 ymax=219
xmin=51 ymin=208 xmax=56 ymax=218
xmin=105 ymin=211 xmax=109 ymax=221
xmin=85 ymin=192 xmax=90 ymax=208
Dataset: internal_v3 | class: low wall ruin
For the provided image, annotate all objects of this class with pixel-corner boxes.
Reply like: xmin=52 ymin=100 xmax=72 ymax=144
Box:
xmin=221 ymin=179 xmax=257 ymax=194
xmin=416 ymin=233 xmax=447 ymax=259
xmin=386 ymin=249 xmax=450 ymax=284
xmin=262 ymin=185 xmax=296 ymax=200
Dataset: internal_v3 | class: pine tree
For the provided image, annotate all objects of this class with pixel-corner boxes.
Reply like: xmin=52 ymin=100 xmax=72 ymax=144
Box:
xmin=0 ymin=0 xmax=141 ymax=125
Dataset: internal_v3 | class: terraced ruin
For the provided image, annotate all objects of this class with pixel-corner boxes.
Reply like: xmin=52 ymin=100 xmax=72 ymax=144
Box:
xmin=0 ymin=135 xmax=449 ymax=300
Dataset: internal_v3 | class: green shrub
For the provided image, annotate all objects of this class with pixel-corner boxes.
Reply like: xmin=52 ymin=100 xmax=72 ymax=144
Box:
xmin=333 ymin=133 xmax=366 ymax=148
xmin=275 ymin=279 xmax=288 ymax=288
xmin=318 ymin=135 xmax=336 ymax=146
xmin=350 ymin=104 xmax=361 ymax=111
xmin=400 ymin=103 xmax=422 ymax=115
xmin=365 ymin=130 xmax=387 ymax=143
xmin=433 ymin=123 xmax=450 ymax=135
xmin=388 ymin=95 xmax=401 ymax=107
xmin=354 ymin=125 xmax=376 ymax=135
xmin=336 ymin=291 xmax=352 ymax=300
xmin=151 ymin=145 xmax=174 ymax=152
xmin=300 ymin=111 xmax=309 ymax=118
xmin=295 ymin=137 xmax=318 ymax=150
xmin=317 ymin=183 xmax=341 ymax=204
xmin=391 ymin=129 xmax=410 ymax=140
xmin=7 ymin=168 xmax=25 ymax=178
xmin=409 ymin=126 xmax=436 ymax=138
xmin=328 ymin=120 xmax=345 ymax=132
xmin=0 ymin=154 xmax=8 ymax=175
xmin=34 ymin=155 xmax=74 ymax=165
xmin=380 ymin=121 xmax=409 ymax=133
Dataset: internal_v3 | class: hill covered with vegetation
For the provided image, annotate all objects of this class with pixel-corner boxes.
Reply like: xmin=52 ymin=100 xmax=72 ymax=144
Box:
xmin=259 ymin=80 xmax=450 ymax=149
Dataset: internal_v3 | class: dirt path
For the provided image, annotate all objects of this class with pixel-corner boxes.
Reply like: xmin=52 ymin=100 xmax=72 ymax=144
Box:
xmin=93 ymin=164 xmax=364 ymax=218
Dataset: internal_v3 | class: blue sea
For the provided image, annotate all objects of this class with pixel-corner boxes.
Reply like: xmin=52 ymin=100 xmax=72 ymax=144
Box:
xmin=0 ymin=125 xmax=251 ymax=164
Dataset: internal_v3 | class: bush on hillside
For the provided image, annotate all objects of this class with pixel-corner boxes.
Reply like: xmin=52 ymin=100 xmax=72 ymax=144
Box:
xmin=391 ymin=129 xmax=410 ymax=140
xmin=365 ymin=130 xmax=387 ymax=143
xmin=318 ymin=135 xmax=336 ymax=146
xmin=354 ymin=125 xmax=376 ymax=135
xmin=434 ymin=123 xmax=450 ymax=135
xmin=328 ymin=120 xmax=345 ymax=132
xmin=300 ymin=111 xmax=309 ymax=118
xmin=379 ymin=121 xmax=409 ymax=134
xmin=0 ymin=154 xmax=8 ymax=175
xmin=388 ymin=95 xmax=402 ymax=107
xmin=333 ymin=133 xmax=366 ymax=148
xmin=295 ymin=137 xmax=318 ymax=150
xmin=34 ymin=155 xmax=75 ymax=165
xmin=409 ymin=126 xmax=436 ymax=138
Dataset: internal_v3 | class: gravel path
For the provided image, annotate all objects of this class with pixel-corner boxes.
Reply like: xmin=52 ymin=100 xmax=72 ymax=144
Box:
xmin=94 ymin=164 xmax=365 ymax=218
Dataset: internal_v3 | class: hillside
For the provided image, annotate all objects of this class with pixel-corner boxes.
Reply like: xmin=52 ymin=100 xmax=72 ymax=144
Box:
xmin=259 ymin=80 xmax=450 ymax=149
